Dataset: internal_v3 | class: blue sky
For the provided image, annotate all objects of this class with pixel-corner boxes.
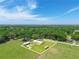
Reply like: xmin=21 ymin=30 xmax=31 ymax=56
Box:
xmin=0 ymin=0 xmax=79 ymax=25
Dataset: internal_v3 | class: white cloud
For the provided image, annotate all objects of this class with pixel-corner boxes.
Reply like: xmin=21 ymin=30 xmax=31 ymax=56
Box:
xmin=64 ymin=6 xmax=79 ymax=15
xmin=0 ymin=0 xmax=5 ymax=2
xmin=0 ymin=7 xmax=50 ymax=21
xmin=0 ymin=0 xmax=51 ymax=21
xmin=27 ymin=0 xmax=37 ymax=10
xmin=53 ymin=6 xmax=79 ymax=20
xmin=15 ymin=6 xmax=25 ymax=12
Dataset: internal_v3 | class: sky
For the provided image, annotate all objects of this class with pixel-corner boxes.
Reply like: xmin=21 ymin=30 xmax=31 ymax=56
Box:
xmin=0 ymin=0 xmax=79 ymax=25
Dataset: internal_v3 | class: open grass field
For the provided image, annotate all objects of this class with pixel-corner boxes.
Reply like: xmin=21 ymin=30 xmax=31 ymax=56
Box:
xmin=0 ymin=40 xmax=37 ymax=59
xmin=76 ymin=41 xmax=79 ymax=44
xmin=38 ymin=43 xmax=79 ymax=59
xmin=0 ymin=40 xmax=79 ymax=59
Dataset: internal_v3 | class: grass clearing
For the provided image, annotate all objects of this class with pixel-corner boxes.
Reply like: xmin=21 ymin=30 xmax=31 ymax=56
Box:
xmin=1 ymin=39 xmax=79 ymax=59
xmin=41 ymin=43 xmax=79 ymax=59
xmin=0 ymin=40 xmax=37 ymax=59
xmin=76 ymin=41 xmax=79 ymax=44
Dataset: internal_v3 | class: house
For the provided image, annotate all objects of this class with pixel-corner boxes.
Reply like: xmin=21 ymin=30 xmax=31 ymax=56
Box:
xmin=73 ymin=30 xmax=79 ymax=34
xmin=66 ymin=35 xmax=73 ymax=41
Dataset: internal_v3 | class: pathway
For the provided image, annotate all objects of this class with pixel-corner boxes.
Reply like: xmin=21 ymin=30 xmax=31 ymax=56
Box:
xmin=57 ymin=40 xmax=79 ymax=46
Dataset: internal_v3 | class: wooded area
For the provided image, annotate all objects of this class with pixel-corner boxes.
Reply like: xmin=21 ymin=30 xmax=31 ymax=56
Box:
xmin=0 ymin=25 xmax=79 ymax=43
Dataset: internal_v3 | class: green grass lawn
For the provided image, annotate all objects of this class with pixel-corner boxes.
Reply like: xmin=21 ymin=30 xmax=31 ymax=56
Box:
xmin=27 ymin=39 xmax=55 ymax=53
xmin=0 ymin=40 xmax=37 ymax=59
xmin=76 ymin=41 xmax=79 ymax=44
xmin=40 ymin=43 xmax=79 ymax=59
xmin=1 ymin=39 xmax=79 ymax=59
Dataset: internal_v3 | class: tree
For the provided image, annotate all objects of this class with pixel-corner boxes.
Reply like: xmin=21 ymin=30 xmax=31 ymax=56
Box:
xmin=0 ymin=36 xmax=6 ymax=43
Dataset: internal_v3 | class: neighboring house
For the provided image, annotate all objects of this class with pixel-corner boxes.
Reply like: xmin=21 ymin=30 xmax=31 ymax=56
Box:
xmin=66 ymin=35 xmax=73 ymax=41
xmin=66 ymin=30 xmax=79 ymax=41
xmin=73 ymin=30 xmax=79 ymax=34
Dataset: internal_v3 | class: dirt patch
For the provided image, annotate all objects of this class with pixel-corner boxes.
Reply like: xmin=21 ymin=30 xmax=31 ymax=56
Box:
xmin=36 ymin=54 xmax=44 ymax=59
